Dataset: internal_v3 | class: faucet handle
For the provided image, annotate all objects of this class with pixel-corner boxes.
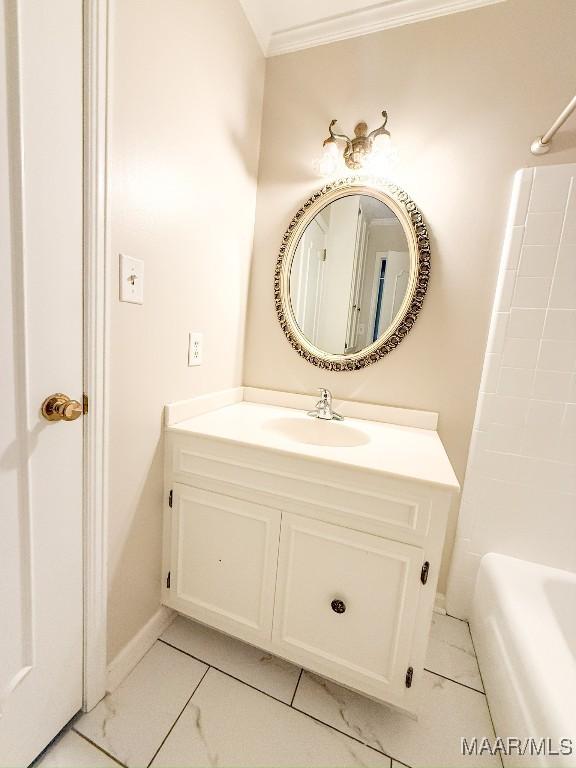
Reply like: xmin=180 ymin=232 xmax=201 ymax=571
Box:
xmin=308 ymin=387 xmax=343 ymax=420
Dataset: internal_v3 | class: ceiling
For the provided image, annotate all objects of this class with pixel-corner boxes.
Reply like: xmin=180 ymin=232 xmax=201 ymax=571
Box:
xmin=239 ymin=0 xmax=506 ymax=57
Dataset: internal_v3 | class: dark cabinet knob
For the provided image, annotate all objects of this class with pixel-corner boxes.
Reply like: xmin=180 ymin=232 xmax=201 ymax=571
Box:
xmin=331 ymin=599 xmax=346 ymax=614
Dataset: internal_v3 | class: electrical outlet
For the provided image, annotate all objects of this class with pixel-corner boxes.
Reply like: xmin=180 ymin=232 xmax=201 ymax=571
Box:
xmin=119 ymin=254 xmax=144 ymax=304
xmin=188 ymin=332 xmax=203 ymax=366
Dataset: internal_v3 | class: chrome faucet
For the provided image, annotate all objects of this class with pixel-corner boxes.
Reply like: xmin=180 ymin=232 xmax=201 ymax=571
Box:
xmin=307 ymin=388 xmax=344 ymax=421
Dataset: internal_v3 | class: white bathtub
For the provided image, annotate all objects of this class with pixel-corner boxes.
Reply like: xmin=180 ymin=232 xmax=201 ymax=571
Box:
xmin=471 ymin=553 xmax=576 ymax=766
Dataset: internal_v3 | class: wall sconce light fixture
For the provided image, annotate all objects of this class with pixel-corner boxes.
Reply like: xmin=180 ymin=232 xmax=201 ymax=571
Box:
xmin=317 ymin=110 xmax=396 ymax=177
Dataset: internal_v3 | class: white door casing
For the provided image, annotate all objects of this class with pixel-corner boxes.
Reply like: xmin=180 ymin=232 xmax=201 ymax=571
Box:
xmin=83 ymin=0 xmax=109 ymax=713
xmin=0 ymin=2 xmax=84 ymax=765
xmin=369 ymin=250 xmax=410 ymax=338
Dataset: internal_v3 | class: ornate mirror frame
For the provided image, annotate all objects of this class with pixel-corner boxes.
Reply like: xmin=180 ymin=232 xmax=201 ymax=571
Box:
xmin=274 ymin=177 xmax=431 ymax=371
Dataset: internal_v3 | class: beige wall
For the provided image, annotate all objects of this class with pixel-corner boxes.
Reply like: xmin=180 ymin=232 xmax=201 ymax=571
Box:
xmin=107 ymin=0 xmax=264 ymax=660
xmin=243 ymin=0 xmax=576 ymax=592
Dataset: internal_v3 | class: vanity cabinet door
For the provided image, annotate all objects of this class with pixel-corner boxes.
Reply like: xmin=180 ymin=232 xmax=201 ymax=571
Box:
xmin=166 ymin=484 xmax=281 ymax=646
xmin=272 ymin=513 xmax=423 ymax=703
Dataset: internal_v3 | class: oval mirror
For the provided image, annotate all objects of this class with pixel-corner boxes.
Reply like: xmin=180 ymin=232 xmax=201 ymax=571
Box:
xmin=275 ymin=179 xmax=430 ymax=370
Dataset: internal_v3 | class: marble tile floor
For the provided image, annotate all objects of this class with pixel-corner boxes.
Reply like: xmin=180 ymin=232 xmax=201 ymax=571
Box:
xmin=36 ymin=612 xmax=499 ymax=768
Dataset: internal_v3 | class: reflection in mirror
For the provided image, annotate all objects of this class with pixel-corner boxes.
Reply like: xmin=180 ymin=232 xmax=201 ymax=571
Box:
xmin=290 ymin=194 xmax=410 ymax=356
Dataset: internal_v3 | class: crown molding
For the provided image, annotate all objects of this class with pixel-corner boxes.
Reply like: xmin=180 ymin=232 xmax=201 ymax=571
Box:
xmin=265 ymin=0 xmax=506 ymax=57
xmin=237 ymin=0 xmax=268 ymax=55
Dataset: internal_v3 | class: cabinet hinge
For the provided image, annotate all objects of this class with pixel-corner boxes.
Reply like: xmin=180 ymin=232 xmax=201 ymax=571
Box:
xmin=405 ymin=666 xmax=414 ymax=688
xmin=420 ymin=561 xmax=430 ymax=585
xmin=168 ymin=490 xmax=173 ymax=508
xmin=83 ymin=393 xmax=89 ymax=415
xmin=166 ymin=571 xmax=171 ymax=589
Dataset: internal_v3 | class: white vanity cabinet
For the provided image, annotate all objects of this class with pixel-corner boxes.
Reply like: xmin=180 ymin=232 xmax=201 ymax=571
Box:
xmin=161 ymin=399 xmax=459 ymax=713
xmin=166 ymin=484 xmax=281 ymax=647
xmin=272 ymin=513 xmax=424 ymax=702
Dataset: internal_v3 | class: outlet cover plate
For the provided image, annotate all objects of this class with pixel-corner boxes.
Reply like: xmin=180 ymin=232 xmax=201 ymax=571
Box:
xmin=188 ymin=332 xmax=203 ymax=366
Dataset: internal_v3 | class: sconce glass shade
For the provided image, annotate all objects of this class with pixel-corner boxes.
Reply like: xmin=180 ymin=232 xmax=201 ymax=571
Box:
xmin=316 ymin=138 xmax=341 ymax=176
xmin=362 ymin=133 xmax=398 ymax=175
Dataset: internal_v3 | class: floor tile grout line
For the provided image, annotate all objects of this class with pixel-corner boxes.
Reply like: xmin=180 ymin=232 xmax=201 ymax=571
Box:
xmin=159 ymin=640 xmax=396 ymax=763
xmin=161 ymin=638 xmax=308 ymax=710
xmin=423 ymin=667 xmax=485 ymax=695
xmin=290 ymin=703 xmax=397 ymax=763
xmin=72 ymin=729 xmax=128 ymax=768
xmin=29 ymin=712 xmax=83 ymax=767
xmin=389 ymin=757 xmax=411 ymax=768
xmin=145 ymin=665 xmax=211 ymax=768
xmin=158 ymin=638 xmax=295 ymax=707
xmin=443 ymin=611 xmax=470 ymax=624
xmin=37 ymin=625 xmax=486 ymax=768
xmin=160 ymin=636 xmax=484 ymax=709
xmin=465 ymin=623 xmax=504 ymax=768
xmin=158 ymin=636 xmax=486 ymax=767
xmin=289 ymin=668 xmax=304 ymax=707
xmin=430 ymin=613 xmax=488 ymax=694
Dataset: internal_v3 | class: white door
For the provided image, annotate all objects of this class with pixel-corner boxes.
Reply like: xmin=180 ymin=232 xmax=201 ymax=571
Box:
xmin=295 ymin=218 xmax=326 ymax=344
xmin=0 ymin=2 xmax=84 ymax=765
xmin=272 ymin=514 xmax=423 ymax=704
xmin=316 ymin=196 xmax=359 ymax=354
xmin=345 ymin=204 xmax=367 ymax=352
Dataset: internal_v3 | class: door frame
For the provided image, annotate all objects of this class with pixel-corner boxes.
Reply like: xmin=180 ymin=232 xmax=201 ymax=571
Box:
xmin=83 ymin=0 xmax=110 ymax=710
xmin=369 ymin=252 xmax=387 ymax=342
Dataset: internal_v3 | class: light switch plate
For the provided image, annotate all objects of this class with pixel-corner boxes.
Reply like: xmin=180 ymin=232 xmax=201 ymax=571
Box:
xmin=188 ymin=332 xmax=203 ymax=366
xmin=119 ymin=254 xmax=144 ymax=304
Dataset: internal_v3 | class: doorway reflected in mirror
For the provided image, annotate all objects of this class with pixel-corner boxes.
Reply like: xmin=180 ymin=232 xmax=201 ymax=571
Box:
xmin=290 ymin=194 xmax=410 ymax=356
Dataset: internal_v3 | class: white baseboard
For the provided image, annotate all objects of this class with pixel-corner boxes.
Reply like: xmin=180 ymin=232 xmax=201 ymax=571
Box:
xmin=106 ymin=605 xmax=175 ymax=693
xmin=434 ymin=592 xmax=447 ymax=615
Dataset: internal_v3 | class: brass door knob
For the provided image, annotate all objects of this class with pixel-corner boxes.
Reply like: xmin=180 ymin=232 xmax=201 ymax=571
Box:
xmin=41 ymin=393 xmax=83 ymax=422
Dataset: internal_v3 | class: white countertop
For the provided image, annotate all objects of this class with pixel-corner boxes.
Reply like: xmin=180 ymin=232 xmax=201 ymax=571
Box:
xmin=168 ymin=401 xmax=460 ymax=491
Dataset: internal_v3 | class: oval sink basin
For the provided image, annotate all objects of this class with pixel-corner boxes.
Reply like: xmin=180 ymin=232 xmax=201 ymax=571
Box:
xmin=264 ymin=416 xmax=370 ymax=448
